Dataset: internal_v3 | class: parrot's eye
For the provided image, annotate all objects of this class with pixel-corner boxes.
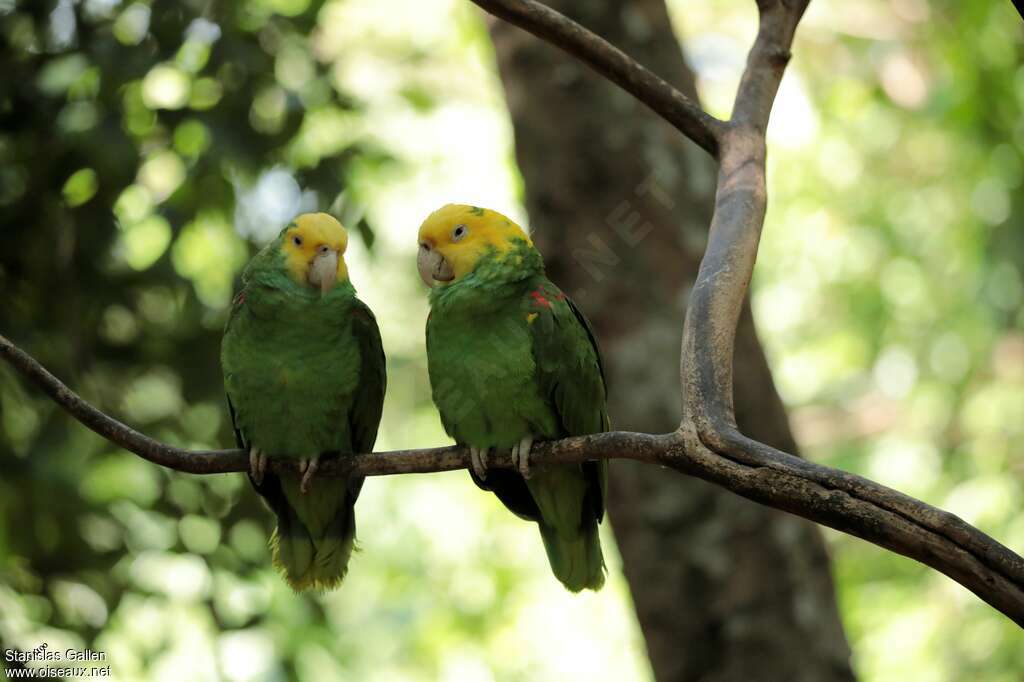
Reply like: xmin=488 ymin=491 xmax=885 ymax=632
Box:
xmin=292 ymin=235 xmax=303 ymax=247
xmin=451 ymin=224 xmax=468 ymax=242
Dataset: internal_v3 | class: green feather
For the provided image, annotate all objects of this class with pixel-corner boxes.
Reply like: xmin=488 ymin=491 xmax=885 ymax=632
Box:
xmin=222 ymin=233 xmax=386 ymax=591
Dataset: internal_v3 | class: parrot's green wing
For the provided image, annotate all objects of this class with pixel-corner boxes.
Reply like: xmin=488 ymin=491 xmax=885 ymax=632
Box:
xmin=463 ymin=278 xmax=609 ymax=524
xmin=222 ymin=285 xmax=291 ymax=520
xmin=333 ymin=298 xmax=386 ymax=512
xmin=348 ymin=299 xmax=387 ymax=455
xmin=224 ymin=288 xmax=250 ymax=451
xmin=526 ymin=280 xmax=609 ymax=522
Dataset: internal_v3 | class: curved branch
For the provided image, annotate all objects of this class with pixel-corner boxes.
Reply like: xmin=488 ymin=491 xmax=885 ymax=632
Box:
xmin=0 ymin=332 xmax=663 ymax=476
xmin=680 ymin=0 xmax=810 ymax=432
xmin=466 ymin=0 xmax=1024 ymax=628
xmin=4 ymin=332 xmax=1024 ymax=625
xmin=671 ymin=0 xmax=1024 ymax=637
xmin=468 ymin=0 xmax=725 ymax=157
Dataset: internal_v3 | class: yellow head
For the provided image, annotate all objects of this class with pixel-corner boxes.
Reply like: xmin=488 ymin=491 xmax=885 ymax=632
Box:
xmin=416 ymin=204 xmax=532 ymax=285
xmin=281 ymin=213 xmax=349 ymax=293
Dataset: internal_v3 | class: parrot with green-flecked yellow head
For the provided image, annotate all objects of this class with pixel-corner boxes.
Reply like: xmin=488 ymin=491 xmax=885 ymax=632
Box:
xmin=221 ymin=212 xmax=386 ymax=591
xmin=418 ymin=203 xmax=608 ymax=592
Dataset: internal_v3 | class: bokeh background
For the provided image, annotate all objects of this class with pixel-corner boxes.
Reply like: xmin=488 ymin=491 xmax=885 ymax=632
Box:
xmin=1 ymin=0 xmax=1022 ymax=680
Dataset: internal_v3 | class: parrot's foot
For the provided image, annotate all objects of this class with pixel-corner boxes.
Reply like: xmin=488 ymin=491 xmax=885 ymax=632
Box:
xmin=249 ymin=448 xmax=267 ymax=485
xmin=298 ymin=456 xmax=320 ymax=494
xmin=511 ymin=436 xmax=534 ymax=479
xmin=469 ymin=447 xmax=490 ymax=480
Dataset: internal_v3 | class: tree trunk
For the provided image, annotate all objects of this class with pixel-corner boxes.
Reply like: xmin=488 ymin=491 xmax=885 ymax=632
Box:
xmin=488 ymin=2 xmax=855 ymax=680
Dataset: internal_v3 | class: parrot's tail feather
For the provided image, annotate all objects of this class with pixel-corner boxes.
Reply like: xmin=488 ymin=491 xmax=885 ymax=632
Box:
xmin=269 ymin=506 xmax=315 ymax=585
xmin=539 ymin=518 xmax=606 ymax=592
xmin=260 ymin=474 xmax=357 ymax=592
xmin=526 ymin=465 xmax=606 ymax=592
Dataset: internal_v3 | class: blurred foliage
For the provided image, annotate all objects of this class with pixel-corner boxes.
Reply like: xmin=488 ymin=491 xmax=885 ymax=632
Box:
xmin=674 ymin=0 xmax=1024 ymax=678
xmin=3 ymin=0 xmax=1023 ymax=681
xmin=0 ymin=1 xmax=648 ymax=680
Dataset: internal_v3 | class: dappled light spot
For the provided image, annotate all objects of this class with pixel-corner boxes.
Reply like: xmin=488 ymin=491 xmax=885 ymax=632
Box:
xmin=122 ymin=81 xmax=157 ymax=136
xmin=250 ymin=85 xmax=287 ymax=134
xmin=945 ymin=476 xmax=1020 ymax=529
xmin=880 ymin=52 xmax=929 ymax=109
xmin=985 ymin=262 xmax=1022 ymax=311
xmin=121 ymin=368 xmax=184 ymax=423
xmin=80 ymin=514 xmax=124 ymax=553
xmin=113 ymin=3 xmax=150 ymax=46
xmin=136 ymin=288 xmax=178 ymax=327
xmin=189 ymin=77 xmax=223 ymax=110
xmin=57 ymin=101 xmax=100 ymax=133
xmin=62 ymin=167 xmax=98 ymax=207
xmin=179 ymin=515 xmax=222 ymax=555
xmin=212 ymin=572 xmax=272 ymax=627
xmin=873 ymin=346 xmax=918 ymax=400
xmin=82 ymin=456 xmax=161 ymax=506
xmin=114 ymin=184 xmax=154 ymax=224
xmin=287 ymin=106 xmax=361 ymax=167
xmin=130 ymin=551 xmax=211 ymax=601
xmin=1 ymin=382 xmax=40 ymax=454
xmin=114 ymin=214 xmax=172 ymax=271
xmin=229 ymin=520 xmax=269 ymax=563
xmin=166 ymin=478 xmax=204 ymax=514
xmin=218 ymin=630 xmax=277 ymax=681
xmin=233 ymin=168 xmax=315 ymax=243
xmin=52 ymin=581 xmax=109 ymax=629
xmin=142 ymin=64 xmax=191 ymax=110
xmin=137 ymin=150 xmax=186 ymax=202
xmin=36 ymin=53 xmax=89 ymax=96
xmin=928 ymin=332 xmax=971 ymax=382
xmin=0 ymin=164 xmax=27 ymax=205
xmin=99 ymin=305 xmax=140 ymax=345
xmin=172 ymin=212 xmax=248 ymax=307
xmin=971 ymin=177 xmax=1011 ymax=226
xmin=173 ymin=119 xmax=211 ymax=159
xmin=866 ymin=435 xmax=940 ymax=498
xmin=768 ymin=72 xmax=818 ymax=148
xmin=276 ymin=43 xmax=315 ymax=91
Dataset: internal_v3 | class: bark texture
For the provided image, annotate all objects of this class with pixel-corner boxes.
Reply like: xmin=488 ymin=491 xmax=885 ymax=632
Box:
xmin=488 ymin=2 xmax=854 ymax=679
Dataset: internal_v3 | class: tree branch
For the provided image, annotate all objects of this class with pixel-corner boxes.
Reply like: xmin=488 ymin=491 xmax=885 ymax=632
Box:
xmin=461 ymin=0 xmax=1024 ymax=627
xmin=0 ymin=332 xmax=661 ymax=476
xmin=468 ymin=0 xmax=725 ymax=158
xmin=4 ymin=331 xmax=1024 ymax=625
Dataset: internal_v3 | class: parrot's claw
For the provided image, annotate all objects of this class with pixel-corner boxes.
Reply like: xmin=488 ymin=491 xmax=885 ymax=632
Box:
xmin=298 ymin=456 xmax=320 ymax=494
xmin=511 ymin=436 xmax=534 ymax=479
xmin=249 ymin=448 xmax=267 ymax=485
xmin=469 ymin=447 xmax=490 ymax=480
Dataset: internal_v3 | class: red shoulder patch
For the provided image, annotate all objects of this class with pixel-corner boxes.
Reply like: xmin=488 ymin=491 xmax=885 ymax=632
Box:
xmin=530 ymin=289 xmax=551 ymax=309
xmin=232 ymin=291 xmax=246 ymax=308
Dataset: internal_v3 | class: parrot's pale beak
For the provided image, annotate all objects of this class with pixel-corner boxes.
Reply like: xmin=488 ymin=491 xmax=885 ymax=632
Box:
xmin=417 ymin=243 xmax=454 ymax=287
xmin=309 ymin=247 xmax=339 ymax=295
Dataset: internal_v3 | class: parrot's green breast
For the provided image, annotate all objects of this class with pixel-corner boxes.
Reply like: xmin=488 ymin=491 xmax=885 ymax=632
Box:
xmin=222 ymin=282 xmax=362 ymax=458
xmin=427 ymin=296 xmax=559 ymax=449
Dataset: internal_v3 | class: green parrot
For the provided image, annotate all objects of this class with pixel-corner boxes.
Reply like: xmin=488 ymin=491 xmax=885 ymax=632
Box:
xmin=417 ymin=203 xmax=608 ymax=592
xmin=221 ymin=212 xmax=386 ymax=591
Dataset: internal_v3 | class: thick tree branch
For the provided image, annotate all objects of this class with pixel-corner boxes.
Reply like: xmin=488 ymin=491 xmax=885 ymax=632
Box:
xmin=468 ymin=0 xmax=725 ymax=157
xmin=460 ymin=0 xmax=1024 ymax=627
xmin=4 ymin=331 xmax=1024 ymax=626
